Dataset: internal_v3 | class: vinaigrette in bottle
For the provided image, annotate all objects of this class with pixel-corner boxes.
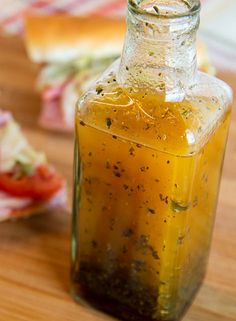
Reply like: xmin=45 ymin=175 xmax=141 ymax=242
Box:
xmin=72 ymin=1 xmax=232 ymax=320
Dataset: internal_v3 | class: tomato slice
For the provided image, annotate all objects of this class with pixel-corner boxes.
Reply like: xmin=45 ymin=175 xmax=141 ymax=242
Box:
xmin=0 ymin=165 xmax=63 ymax=200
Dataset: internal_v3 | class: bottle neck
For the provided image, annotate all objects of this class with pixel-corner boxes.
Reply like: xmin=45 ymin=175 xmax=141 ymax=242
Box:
xmin=118 ymin=4 xmax=200 ymax=101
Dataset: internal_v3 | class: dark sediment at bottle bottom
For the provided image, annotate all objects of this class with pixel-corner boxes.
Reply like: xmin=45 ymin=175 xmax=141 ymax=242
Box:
xmin=71 ymin=262 xmax=203 ymax=321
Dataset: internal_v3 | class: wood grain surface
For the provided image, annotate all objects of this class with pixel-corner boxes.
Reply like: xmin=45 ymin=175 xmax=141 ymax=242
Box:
xmin=0 ymin=36 xmax=235 ymax=321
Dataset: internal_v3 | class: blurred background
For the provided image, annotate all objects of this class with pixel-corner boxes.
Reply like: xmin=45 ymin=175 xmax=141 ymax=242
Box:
xmin=1 ymin=0 xmax=236 ymax=71
xmin=0 ymin=1 xmax=235 ymax=321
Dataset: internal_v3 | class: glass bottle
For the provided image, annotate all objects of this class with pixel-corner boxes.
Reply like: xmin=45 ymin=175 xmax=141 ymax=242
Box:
xmin=71 ymin=1 xmax=233 ymax=320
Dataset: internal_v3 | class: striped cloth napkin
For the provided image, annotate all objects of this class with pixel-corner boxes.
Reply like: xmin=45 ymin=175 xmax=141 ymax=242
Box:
xmin=0 ymin=0 xmax=126 ymax=34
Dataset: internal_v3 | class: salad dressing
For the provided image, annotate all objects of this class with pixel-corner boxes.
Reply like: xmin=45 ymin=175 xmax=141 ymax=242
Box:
xmin=72 ymin=1 xmax=232 ymax=320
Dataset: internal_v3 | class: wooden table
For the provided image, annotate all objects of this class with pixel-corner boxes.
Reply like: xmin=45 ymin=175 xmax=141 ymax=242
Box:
xmin=0 ymin=36 xmax=235 ymax=321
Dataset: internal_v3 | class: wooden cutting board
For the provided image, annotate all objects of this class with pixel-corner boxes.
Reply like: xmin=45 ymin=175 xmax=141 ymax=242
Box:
xmin=0 ymin=36 xmax=235 ymax=321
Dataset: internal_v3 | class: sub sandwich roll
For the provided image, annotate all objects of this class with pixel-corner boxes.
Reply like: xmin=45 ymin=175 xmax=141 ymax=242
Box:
xmin=25 ymin=15 xmax=126 ymax=63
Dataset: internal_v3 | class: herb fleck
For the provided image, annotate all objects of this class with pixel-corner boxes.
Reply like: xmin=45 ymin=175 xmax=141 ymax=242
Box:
xmin=113 ymin=171 xmax=121 ymax=178
xmin=177 ymin=235 xmax=185 ymax=245
xmin=96 ymin=86 xmax=103 ymax=95
xmin=140 ymin=166 xmax=149 ymax=172
xmin=106 ymin=117 xmax=112 ymax=129
xmin=159 ymin=83 xmax=165 ymax=91
xmin=182 ymin=0 xmax=191 ymax=8
xmin=193 ymin=197 xmax=198 ymax=207
xmin=91 ymin=240 xmax=97 ymax=248
xmin=112 ymin=135 xmax=117 ymax=139
xmin=171 ymin=200 xmax=190 ymax=213
xmin=153 ymin=5 xmax=159 ymax=14
xmin=159 ymin=194 xmax=169 ymax=204
xmin=122 ymin=228 xmax=134 ymax=238
xmin=136 ymin=235 xmax=160 ymax=260
xmin=80 ymin=120 xmax=85 ymax=126
xmin=181 ymin=108 xmax=192 ymax=119
xmin=151 ymin=249 xmax=160 ymax=260
xmin=137 ymin=184 xmax=146 ymax=192
xmin=148 ymin=208 xmax=156 ymax=215
xmin=129 ymin=147 xmax=135 ymax=156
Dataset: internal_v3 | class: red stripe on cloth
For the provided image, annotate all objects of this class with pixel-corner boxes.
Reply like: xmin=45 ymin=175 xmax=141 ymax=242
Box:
xmin=44 ymin=0 xmax=89 ymax=14
xmin=0 ymin=0 xmax=50 ymax=27
xmin=32 ymin=1 xmax=52 ymax=9
xmin=0 ymin=0 xmax=92 ymax=30
xmin=0 ymin=9 xmax=29 ymax=27
xmin=89 ymin=0 xmax=126 ymax=16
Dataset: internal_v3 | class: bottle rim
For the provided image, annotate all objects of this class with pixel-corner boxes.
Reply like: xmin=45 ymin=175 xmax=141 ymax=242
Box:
xmin=128 ymin=0 xmax=201 ymax=19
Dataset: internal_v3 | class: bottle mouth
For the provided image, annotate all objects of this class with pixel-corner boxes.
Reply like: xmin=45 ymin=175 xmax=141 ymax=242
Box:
xmin=128 ymin=0 xmax=201 ymax=19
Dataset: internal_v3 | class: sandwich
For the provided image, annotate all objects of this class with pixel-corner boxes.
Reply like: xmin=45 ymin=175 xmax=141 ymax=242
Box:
xmin=0 ymin=110 xmax=66 ymax=221
xmin=24 ymin=15 xmax=126 ymax=132
xmin=24 ymin=15 xmax=214 ymax=133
